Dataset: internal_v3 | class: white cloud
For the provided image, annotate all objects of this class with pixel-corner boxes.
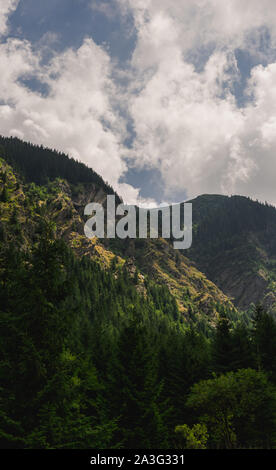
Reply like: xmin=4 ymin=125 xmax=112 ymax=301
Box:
xmin=1 ymin=1 xmax=276 ymax=206
xmin=0 ymin=4 xmax=156 ymax=206
xmin=0 ymin=35 xmax=152 ymax=204
xmin=0 ymin=0 xmax=19 ymax=36
xmin=127 ymin=49 xmax=249 ymax=198
xmin=119 ymin=0 xmax=276 ymax=54
xmin=0 ymin=38 xmax=125 ymax=184
xmin=90 ymin=0 xmax=118 ymax=20
xmin=235 ymin=63 xmax=276 ymax=204
xmin=115 ymin=0 xmax=276 ymax=204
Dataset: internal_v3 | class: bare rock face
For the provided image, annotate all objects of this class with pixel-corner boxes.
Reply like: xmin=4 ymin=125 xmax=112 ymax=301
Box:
xmin=73 ymin=184 xmax=108 ymax=208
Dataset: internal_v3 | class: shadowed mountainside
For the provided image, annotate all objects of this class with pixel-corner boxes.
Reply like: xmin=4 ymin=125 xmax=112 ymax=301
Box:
xmin=184 ymin=194 xmax=276 ymax=315
xmin=0 ymin=138 xmax=244 ymax=333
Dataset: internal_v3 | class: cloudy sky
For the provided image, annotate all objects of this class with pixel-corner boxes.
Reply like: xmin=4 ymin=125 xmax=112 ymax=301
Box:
xmin=1 ymin=0 xmax=276 ymax=206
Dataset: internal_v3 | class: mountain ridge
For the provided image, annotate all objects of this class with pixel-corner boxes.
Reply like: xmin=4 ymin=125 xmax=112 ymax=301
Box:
xmin=0 ymin=139 xmax=242 ymax=333
xmin=185 ymin=193 xmax=276 ymax=315
xmin=2 ymin=136 xmax=274 ymax=321
xmin=2 ymin=136 xmax=276 ymax=450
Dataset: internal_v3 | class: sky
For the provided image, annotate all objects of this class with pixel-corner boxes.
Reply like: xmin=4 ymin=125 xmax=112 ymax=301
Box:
xmin=1 ymin=0 xmax=276 ymax=206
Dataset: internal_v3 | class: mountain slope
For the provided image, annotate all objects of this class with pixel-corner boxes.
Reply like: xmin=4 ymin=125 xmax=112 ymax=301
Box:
xmin=0 ymin=135 xmax=120 ymax=202
xmin=0 ymin=138 xmax=240 ymax=332
xmin=184 ymin=194 xmax=276 ymax=315
xmin=2 ymin=137 xmax=276 ymax=450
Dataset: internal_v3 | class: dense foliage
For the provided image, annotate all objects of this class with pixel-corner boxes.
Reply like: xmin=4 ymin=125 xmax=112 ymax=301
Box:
xmin=185 ymin=194 xmax=276 ymax=315
xmin=1 ymin=137 xmax=276 ymax=449
xmin=1 ymin=224 xmax=276 ymax=449
xmin=0 ymin=136 xmax=120 ymax=201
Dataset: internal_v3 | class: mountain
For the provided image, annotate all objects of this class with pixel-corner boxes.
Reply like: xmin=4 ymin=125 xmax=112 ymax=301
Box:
xmin=184 ymin=194 xmax=276 ymax=316
xmin=1 ymin=136 xmax=276 ymax=450
xmin=2 ymin=136 xmax=274 ymax=320
xmin=0 ymin=136 xmax=121 ymax=202
xmin=0 ymin=136 xmax=241 ymax=334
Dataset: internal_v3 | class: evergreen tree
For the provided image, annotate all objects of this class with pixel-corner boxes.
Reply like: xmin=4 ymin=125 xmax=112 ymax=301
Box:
xmin=212 ymin=316 xmax=234 ymax=374
xmin=252 ymin=304 xmax=276 ymax=381
xmin=1 ymin=186 xmax=9 ymax=202
xmin=107 ymin=321 xmax=169 ymax=449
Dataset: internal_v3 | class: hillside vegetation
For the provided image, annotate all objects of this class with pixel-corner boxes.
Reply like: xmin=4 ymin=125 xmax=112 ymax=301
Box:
xmin=1 ymin=137 xmax=276 ymax=449
xmin=185 ymin=194 xmax=276 ymax=316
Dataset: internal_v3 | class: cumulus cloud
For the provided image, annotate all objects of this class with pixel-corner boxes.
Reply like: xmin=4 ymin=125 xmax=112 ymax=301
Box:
xmin=115 ymin=0 xmax=276 ymax=204
xmin=1 ymin=1 xmax=276 ymax=206
xmin=236 ymin=63 xmax=276 ymax=204
xmin=0 ymin=37 xmax=123 ymax=183
xmin=127 ymin=50 xmax=248 ymax=199
xmin=0 ymin=32 xmax=155 ymax=205
xmin=119 ymin=0 xmax=276 ymax=54
xmin=0 ymin=0 xmax=19 ymax=36
xmin=90 ymin=0 xmax=118 ymax=19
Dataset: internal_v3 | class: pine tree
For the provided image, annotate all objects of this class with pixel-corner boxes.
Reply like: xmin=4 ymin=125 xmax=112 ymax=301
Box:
xmin=107 ymin=321 xmax=169 ymax=448
xmin=252 ymin=304 xmax=276 ymax=381
xmin=212 ymin=316 xmax=235 ymax=374
xmin=1 ymin=186 xmax=9 ymax=202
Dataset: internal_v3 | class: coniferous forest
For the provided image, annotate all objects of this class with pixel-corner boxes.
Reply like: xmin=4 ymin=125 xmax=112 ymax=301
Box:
xmin=1 ymin=138 xmax=276 ymax=450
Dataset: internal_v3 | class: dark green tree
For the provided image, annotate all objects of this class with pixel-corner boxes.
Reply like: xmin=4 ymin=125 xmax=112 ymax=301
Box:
xmin=186 ymin=368 xmax=276 ymax=449
xmin=107 ymin=321 xmax=169 ymax=449
xmin=252 ymin=304 xmax=276 ymax=381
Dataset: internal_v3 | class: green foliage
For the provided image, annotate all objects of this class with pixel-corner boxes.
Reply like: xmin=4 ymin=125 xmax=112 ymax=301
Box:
xmin=185 ymin=194 xmax=276 ymax=314
xmin=107 ymin=322 xmax=169 ymax=448
xmin=0 ymin=135 xmax=119 ymax=201
xmin=186 ymin=369 xmax=276 ymax=449
xmin=0 ymin=224 xmax=116 ymax=449
xmin=175 ymin=423 xmax=208 ymax=449
xmin=1 ymin=139 xmax=276 ymax=450
xmin=1 ymin=186 xmax=9 ymax=202
xmin=252 ymin=304 xmax=276 ymax=380
xmin=0 ymin=217 xmax=185 ymax=449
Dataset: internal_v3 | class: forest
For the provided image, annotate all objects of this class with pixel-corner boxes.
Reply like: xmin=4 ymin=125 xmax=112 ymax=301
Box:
xmin=1 ymin=221 xmax=276 ymax=449
xmin=1 ymin=137 xmax=276 ymax=449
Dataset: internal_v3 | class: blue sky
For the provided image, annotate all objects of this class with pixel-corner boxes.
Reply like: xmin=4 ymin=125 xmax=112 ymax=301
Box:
xmin=1 ymin=0 xmax=276 ymax=206
xmin=7 ymin=0 xmax=135 ymax=61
